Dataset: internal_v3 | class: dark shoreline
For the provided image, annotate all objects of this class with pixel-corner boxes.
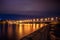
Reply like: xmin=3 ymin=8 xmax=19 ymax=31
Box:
xmin=20 ymin=23 xmax=60 ymax=40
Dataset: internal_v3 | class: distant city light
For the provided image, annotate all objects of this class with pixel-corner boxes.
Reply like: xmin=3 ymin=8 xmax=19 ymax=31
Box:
xmin=40 ymin=18 xmax=43 ymax=22
xmin=45 ymin=18 xmax=47 ymax=21
xmin=51 ymin=18 xmax=54 ymax=21
xmin=33 ymin=19 xmax=35 ymax=22
xmin=36 ymin=19 xmax=39 ymax=21
xmin=47 ymin=18 xmax=50 ymax=20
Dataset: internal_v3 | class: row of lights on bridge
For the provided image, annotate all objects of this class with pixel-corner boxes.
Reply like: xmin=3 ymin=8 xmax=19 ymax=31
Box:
xmin=1 ymin=17 xmax=58 ymax=24
xmin=17 ymin=17 xmax=58 ymax=22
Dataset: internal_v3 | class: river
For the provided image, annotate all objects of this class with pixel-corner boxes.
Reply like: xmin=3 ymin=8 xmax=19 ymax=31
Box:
xmin=0 ymin=22 xmax=48 ymax=40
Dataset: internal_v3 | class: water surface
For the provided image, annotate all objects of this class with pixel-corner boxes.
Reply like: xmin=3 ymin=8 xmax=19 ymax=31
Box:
xmin=0 ymin=23 xmax=47 ymax=40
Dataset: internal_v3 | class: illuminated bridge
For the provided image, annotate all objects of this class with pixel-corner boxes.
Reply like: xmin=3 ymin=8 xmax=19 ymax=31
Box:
xmin=0 ymin=17 xmax=59 ymax=24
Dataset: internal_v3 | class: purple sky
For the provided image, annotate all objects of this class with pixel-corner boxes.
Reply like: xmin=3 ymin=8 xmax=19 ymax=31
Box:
xmin=0 ymin=0 xmax=60 ymax=15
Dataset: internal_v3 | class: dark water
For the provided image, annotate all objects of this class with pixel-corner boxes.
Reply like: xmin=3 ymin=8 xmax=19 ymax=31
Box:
xmin=0 ymin=22 xmax=47 ymax=40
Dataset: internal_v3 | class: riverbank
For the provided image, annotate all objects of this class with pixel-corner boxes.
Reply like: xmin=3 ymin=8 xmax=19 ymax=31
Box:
xmin=20 ymin=23 xmax=60 ymax=40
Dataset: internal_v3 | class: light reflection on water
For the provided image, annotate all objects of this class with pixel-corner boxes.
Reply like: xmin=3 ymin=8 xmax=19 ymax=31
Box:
xmin=0 ymin=23 xmax=48 ymax=40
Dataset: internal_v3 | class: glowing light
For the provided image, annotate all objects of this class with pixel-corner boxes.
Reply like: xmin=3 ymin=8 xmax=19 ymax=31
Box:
xmin=40 ymin=18 xmax=43 ymax=22
xmin=33 ymin=19 xmax=35 ymax=21
xmin=48 ymin=18 xmax=50 ymax=20
xmin=45 ymin=18 xmax=47 ymax=21
xmin=23 ymin=24 xmax=30 ymax=34
xmin=36 ymin=19 xmax=39 ymax=21
xmin=19 ymin=20 xmax=22 ymax=23
xmin=33 ymin=23 xmax=36 ymax=30
xmin=36 ymin=24 xmax=39 ymax=30
xmin=28 ymin=19 xmax=32 ymax=22
xmin=8 ymin=21 xmax=13 ymax=24
xmin=40 ymin=24 xmax=44 ymax=28
xmin=51 ymin=18 xmax=54 ymax=21
xmin=19 ymin=24 xmax=23 ymax=37
xmin=45 ymin=24 xmax=48 ymax=26
xmin=56 ymin=17 xmax=58 ymax=20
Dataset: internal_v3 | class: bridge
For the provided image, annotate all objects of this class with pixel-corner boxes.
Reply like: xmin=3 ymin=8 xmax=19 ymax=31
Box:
xmin=0 ymin=17 xmax=59 ymax=24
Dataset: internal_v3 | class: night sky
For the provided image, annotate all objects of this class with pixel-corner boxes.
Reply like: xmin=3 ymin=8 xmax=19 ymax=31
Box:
xmin=0 ymin=0 xmax=60 ymax=16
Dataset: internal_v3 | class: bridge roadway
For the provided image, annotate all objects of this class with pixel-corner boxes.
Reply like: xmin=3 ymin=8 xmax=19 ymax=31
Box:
xmin=0 ymin=20 xmax=57 ymax=24
xmin=0 ymin=17 xmax=58 ymax=24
